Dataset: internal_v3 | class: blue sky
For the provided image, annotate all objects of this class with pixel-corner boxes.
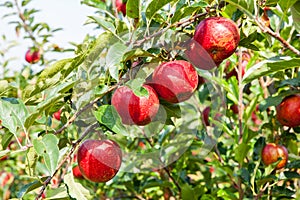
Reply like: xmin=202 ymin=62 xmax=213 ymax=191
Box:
xmin=0 ymin=0 xmax=101 ymax=74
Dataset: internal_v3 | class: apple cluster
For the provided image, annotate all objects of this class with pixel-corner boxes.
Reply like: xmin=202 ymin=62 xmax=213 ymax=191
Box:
xmin=112 ymin=60 xmax=199 ymax=126
xmin=76 ymin=16 xmax=242 ymax=183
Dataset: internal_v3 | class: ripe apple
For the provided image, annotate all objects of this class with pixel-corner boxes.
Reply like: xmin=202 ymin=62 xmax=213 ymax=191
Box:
xmin=53 ymin=110 xmax=62 ymax=121
xmin=111 ymin=84 xmax=159 ymax=125
xmin=202 ymin=106 xmax=210 ymax=126
xmin=150 ymin=60 xmax=198 ymax=103
xmin=202 ymin=106 xmax=222 ymax=126
xmin=72 ymin=165 xmax=84 ymax=179
xmin=116 ymin=0 xmax=126 ymax=16
xmin=261 ymin=143 xmax=288 ymax=169
xmin=192 ymin=17 xmax=240 ymax=67
xmin=77 ymin=139 xmax=122 ymax=183
xmin=230 ymin=104 xmax=239 ymax=114
xmin=0 ymin=171 xmax=13 ymax=187
xmin=276 ymin=94 xmax=300 ymax=127
xmin=25 ymin=48 xmax=41 ymax=64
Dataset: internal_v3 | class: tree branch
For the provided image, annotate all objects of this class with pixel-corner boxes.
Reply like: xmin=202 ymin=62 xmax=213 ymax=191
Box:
xmin=13 ymin=0 xmax=40 ymax=48
xmin=255 ymin=17 xmax=300 ymax=56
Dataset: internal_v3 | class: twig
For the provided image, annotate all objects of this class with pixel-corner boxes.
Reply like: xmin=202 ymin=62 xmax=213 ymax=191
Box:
xmin=255 ymin=17 xmax=300 ymax=56
xmin=132 ymin=12 xmax=208 ymax=47
xmin=54 ymin=85 xmax=117 ymax=135
xmin=13 ymin=0 xmax=39 ymax=47
xmin=143 ymin=135 xmax=182 ymax=195
xmin=35 ymin=122 xmax=99 ymax=200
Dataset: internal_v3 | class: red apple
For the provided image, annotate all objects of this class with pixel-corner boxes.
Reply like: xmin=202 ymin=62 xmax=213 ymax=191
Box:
xmin=53 ymin=110 xmax=62 ymax=121
xmin=202 ymin=106 xmax=222 ymax=126
xmin=0 ymin=172 xmax=13 ymax=187
xmin=111 ymin=84 xmax=159 ymax=126
xmin=116 ymin=0 xmax=126 ymax=16
xmin=202 ymin=106 xmax=210 ymax=126
xmin=276 ymin=94 xmax=300 ymax=127
xmin=77 ymin=139 xmax=122 ymax=183
xmin=230 ymin=104 xmax=239 ymax=114
xmin=25 ymin=48 xmax=41 ymax=64
xmin=150 ymin=60 xmax=198 ymax=103
xmin=72 ymin=165 xmax=84 ymax=179
xmin=261 ymin=143 xmax=288 ymax=169
xmin=191 ymin=17 xmax=240 ymax=67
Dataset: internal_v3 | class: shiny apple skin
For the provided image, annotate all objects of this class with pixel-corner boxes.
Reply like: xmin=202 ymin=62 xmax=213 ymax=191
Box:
xmin=72 ymin=165 xmax=84 ymax=179
xmin=77 ymin=139 xmax=122 ymax=183
xmin=25 ymin=49 xmax=41 ymax=64
xmin=53 ymin=110 xmax=61 ymax=121
xmin=261 ymin=143 xmax=288 ymax=170
xmin=276 ymin=95 xmax=300 ymax=127
xmin=116 ymin=0 xmax=126 ymax=16
xmin=151 ymin=60 xmax=198 ymax=103
xmin=193 ymin=17 xmax=240 ymax=66
xmin=111 ymin=85 xmax=159 ymax=126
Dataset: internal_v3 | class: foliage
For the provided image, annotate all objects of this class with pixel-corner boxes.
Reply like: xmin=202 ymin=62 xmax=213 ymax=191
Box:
xmin=0 ymin=0 xmax=300 ymax=199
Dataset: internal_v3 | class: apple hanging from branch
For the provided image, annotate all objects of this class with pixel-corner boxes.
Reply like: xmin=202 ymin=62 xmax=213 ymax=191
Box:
xmin=77 ymin=139 xmax=122 ymax=183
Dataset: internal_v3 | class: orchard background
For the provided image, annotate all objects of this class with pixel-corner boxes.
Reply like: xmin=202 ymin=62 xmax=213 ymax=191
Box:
xmin=0 ymin=0 xmax=300 ymax=199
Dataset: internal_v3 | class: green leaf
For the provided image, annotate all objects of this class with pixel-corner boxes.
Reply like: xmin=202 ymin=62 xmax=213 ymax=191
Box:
xmin=84 ymin=32 xmax=115 ymax=70
xmin=281 ymin=171 xmax=300 ymax=179
xmin=279 ymin=76 xmax=300 ymax=87
xmin=259 ymin=90 xmax=299 ymax=111
xmin=127 ymin=0 xmax=140 ymax=19
xmin=1 ymin=131 xmax=14 ymax=149
xmin=287 ymin=160 xmax=300 ymax=168
xmin=21 ymin=0 xmax=31 ymax=6
xmin=181 ymin=183 xmax=196 ymax=200
xmin=146 ymin=0 xmax=177 ymax=20
xmin=89 ymin=16 xmax=116 ymax=33
xmin=234 ymin=143 xmax=251 ymax=164
xmin=242 ymin=57 xmax=300 ymax=84
xmin=94 ymin=105 xmax=127 ymax=135
xmin=25 ymin=147 xmax=38 ymax=176
xmin=217 ymin=189 xmax=238 ymax=200
xmin=122 ymin=48 xmax=155 ymax=63
xmin=33 ymin=134 xmax=59 ymax=175
xmin=106 ymin=42 xmax=128 ymax=81
xmin=279 ymin=0 xmax=298 ymax=13
xmin=291 ymin=1 xmax=300 ymax=32
xmin=17 ymin=177 xmax=48 ymax=198
xmin=125 ymin=78 xmax=148 ymax=97
xmin=64 ymin=173 xmax=91 ymax=200
xmin=171 ymin=2 xmax=207 ymax=23
xmin=38 ymin=58 xmax=72 ymax=81
xmin=272 ymin=186 xmax=295 ymax=197
xmin=0 ymin=97 xmax=28 ymax=135
xmin=45 ymin=185 xmax=69 ymax=199
xmin=0 ymin=80 xmax=9 ymax=95
xmin=224 ymin=0 xmax=254 ymax=17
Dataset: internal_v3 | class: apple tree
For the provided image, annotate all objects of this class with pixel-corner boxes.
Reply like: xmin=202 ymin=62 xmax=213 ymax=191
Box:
xmin=0 ymin=0 xmax=300 ymax=199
